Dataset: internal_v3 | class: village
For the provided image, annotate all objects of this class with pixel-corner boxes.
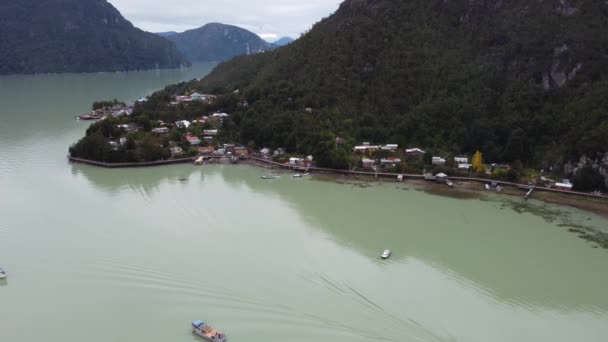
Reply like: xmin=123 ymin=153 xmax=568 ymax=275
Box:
xmin=71 ymin=92 xmax=599 ymax=197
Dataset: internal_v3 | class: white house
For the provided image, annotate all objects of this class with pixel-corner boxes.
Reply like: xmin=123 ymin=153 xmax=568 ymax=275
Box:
xmin=152 ymin=127 xmax=169 ymax=134
xmin=203 ymin=129 xmax=218 ymax=136
xmin=382 ymin=144 xmax=399 ymax=151
xmin=432 ymin=157 xmax=446 ymax=165
xmin=406 ymin=148 xmax=426 ymax=157
xmin=455 ymin=157 xmax=469 ymax=164
xmin=458 ymin=163 xmax=472 ymax=170
xmin=175 ymin=120 xmax=191 ymax=129
xmin=289 ymin=157 xmax=304 ymax=166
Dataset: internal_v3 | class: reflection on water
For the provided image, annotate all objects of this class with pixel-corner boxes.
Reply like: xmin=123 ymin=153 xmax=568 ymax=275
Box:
xmin=71 ymin=163 xmax=608 ymax=314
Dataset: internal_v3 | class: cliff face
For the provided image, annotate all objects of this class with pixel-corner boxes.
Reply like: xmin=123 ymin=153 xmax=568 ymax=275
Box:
xmin=0 ymin=0 xmax=189 ymax=74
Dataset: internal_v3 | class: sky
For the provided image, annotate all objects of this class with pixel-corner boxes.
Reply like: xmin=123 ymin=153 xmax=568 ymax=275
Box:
xmin=108 ymin=0 xmax=343 ymax=42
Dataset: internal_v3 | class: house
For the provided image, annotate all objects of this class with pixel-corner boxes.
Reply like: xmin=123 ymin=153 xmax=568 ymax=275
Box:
xmin=458 ymin=163 xmax=472 ymax=170
xmin=260 ymin=148 xmax=271 ymax=156
xmin=290 ymin=157 xmax=305 ymax=166
xmin=362 ymin=159 xmax=377 ymax=169
xmin=203 ymin=129 xmax=218 ymax=136
xmin=152 ymin=127 xmax=169 ymax=134
xmin=176 ymin=95 xmax=192 ymax=102
xmin=212 ymin=112 xmax=229 ymax=118
xmin=274 ymin=148 xmax=286 ymax=156
xmin=190 ymin=93 xmax=205 ymax=101
xmin=406 ymin=148 xmax=426 ymax=158
xmin=432 ymin=157 xmax=446 ymax=165
xmin=382 ymin=144 xmax=399 ymax=151
xmin=555 ymin=180 xmax=573 ymax=191
xmin=353 ymin=145 xmax=381 ymax=153
xmin=203 ymin=136 xmax=214 ymax=142
xmin=119 ymin=137 xmax=127 ymax=146
xmin=381 ymin=158 xmax=401 ymax=166
xmin=175 ymin=120 xmax=191 ymax=129
xmin=185 ymin=134 xmax=201 ymax=146
xmin=305 ymin=108 xmax=313 ymax=113
xmin=223 ymin=144 xmax=236 ymax=153
xmin=170 ymin=147 xmax=183 ymax=155
xmin=234 ymin=146 xmax=249 ymax=158
xmin=455 ymin=157 xmax=469 ymax=164
xmin=198 ymin=146 xmax=215 ymax=154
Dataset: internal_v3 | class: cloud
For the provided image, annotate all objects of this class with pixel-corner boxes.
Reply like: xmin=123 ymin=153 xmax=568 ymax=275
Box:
xmin=108 ymin=0 xmax=342 ymax=38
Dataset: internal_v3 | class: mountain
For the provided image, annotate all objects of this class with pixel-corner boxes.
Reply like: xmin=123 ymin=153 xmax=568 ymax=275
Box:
xmin=0 ymin=0 xmax=189 ymax=75
xmin=273 ymin=37 xmax=295 ymax=46
xmin=192 ymin=0 xmax=608 ymax=172
xmin=156 ymin=31 xmax=178 ymax=37
xmin=166 ymin=23 xmax=274 ymax=62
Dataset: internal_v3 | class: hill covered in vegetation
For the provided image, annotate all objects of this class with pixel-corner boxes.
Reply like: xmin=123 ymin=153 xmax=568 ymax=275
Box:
xmin=0 ymin=0 xmax=189 ymax=74
xmin=166 ymin=23 xmax=275 ymax=62
xmin=193 ymin=0 xmax=608 ymax=168
xmin=69 ymin=0 xmax=608 ymax=189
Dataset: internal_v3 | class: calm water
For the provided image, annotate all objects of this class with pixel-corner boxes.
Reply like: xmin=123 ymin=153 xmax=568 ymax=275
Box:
xmin=1 ymin=65 xmax=608 ymax=342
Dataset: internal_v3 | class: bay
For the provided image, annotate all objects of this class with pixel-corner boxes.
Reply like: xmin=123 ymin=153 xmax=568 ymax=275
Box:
xmin=0 ymin=64 xmax=607 ymax=342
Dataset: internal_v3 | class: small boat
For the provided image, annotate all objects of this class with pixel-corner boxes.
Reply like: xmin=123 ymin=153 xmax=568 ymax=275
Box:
xmin=0 ymin=267 xmax=6 ymax=279
xmin=178 ymin=177 xmax=188 ymax=182
xmin=446 ymin=180 xmax=454 ymax=188
xmin=293 ymin=173 xmax=310 ymax=178
xmin=194 ymin=156 xmax=204 ymax=165
xmin=192 ymin=320 xmax=226 ymax=342
xmin=381 ymin=249 xmax=391 ymax=259
xmin=485 ymin=184 xmax=491 ymax=190
xmin=261 ymin=175 xmax=279 ymax=180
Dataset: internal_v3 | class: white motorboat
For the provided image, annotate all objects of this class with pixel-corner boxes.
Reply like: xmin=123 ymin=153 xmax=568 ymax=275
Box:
xmin=0 ymin=267 xmax=6 ymax=279
xmin=192 ymin=320 xmax=226 ymax=342
xmin=293 ymin=173 xmax=310 ymax=178
xmin=261 ymin=175 xmax=279 ymax=180
xmin=381 ymin=250 xmax=391 ymax=259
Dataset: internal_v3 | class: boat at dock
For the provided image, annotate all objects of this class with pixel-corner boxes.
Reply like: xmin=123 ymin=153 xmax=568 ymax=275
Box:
xmin=0 ymin=267 xmax=6 ymax=279
xmin=293 ymin=173 xmax=310 ymax=178
xmin=75 ymin=113 xmax=104 ymax=120
xmin=381 ymin=249 xmax=391 ymax=259
xmin=261 ymin=175 xmax=279 ymax=180
xmin=192 ymin=320 xmax=226 ymax=342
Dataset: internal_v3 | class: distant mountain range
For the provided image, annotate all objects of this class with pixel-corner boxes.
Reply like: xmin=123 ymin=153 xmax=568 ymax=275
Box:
xmin=163 ymin=23 xmax=275 ymax=62
xmin=156 ymin=31 xmax=178 ymax=37
xmin=0 ymin=0 xmax=189 ymax=75
xmin=273 ymin=37 xmax=295 ymax=46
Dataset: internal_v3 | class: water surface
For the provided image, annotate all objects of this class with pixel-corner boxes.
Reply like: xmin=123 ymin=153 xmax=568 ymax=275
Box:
xmin=0 ymin=65 xmax=607 ymax=342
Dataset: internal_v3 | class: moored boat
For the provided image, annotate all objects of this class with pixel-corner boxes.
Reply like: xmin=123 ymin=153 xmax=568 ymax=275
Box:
xmin=192 ymin=320 xmax=226 ymax=342
xmin=0 ymin=267 xmax=6 ymax=279
xmin=381 ymin=249 xmax=391 ymax=259
xmin=261 ymin=175 xmax=279 ymax=180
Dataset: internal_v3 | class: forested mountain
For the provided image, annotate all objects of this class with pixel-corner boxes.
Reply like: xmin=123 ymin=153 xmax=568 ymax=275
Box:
xmin=273 ymin=37 xmax=295 ymax=46
xmin=187 ymin=0 xmax=607 ymax=170
xmin=0 ymin=0 xmax=189 ymax=74
xmin=166 ymin=23 xmax=274 ymax=62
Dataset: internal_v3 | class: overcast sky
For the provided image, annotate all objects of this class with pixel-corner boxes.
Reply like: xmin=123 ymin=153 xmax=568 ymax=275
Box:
xmin=108 ymin=0 xmax=343 ymax=41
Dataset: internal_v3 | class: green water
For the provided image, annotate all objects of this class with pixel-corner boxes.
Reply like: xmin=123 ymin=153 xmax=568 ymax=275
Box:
xmin=1 ymin=65 xmax=607 ymax=342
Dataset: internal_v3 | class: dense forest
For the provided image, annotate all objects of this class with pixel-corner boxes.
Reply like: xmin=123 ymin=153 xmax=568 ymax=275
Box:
xmin=70 ymin=0 xmax=608 ymax=190
xmin=0 ymin=0 xmax=189 ymax=74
